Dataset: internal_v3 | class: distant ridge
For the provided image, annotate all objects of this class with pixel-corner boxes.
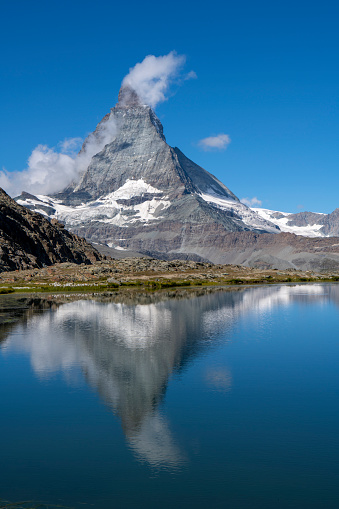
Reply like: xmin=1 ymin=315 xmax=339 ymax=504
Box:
xmin=253 ymin=207 xmax=339 ymax=238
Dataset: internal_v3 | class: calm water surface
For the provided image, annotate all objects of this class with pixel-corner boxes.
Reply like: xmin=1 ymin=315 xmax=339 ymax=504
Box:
xmin=1 ymin=284 xmax=339 ymax=508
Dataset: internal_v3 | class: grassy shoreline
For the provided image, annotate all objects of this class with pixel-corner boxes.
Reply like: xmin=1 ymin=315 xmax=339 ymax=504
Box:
xmin=1 ymin=262 xmax=339 ymax=295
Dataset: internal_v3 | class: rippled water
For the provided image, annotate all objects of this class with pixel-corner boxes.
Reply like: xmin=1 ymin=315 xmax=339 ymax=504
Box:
xmin=1 ymin=284 xmax=339 ymax=508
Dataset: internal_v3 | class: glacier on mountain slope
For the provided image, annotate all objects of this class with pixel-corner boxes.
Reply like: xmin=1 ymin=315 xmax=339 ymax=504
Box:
xmin=199 ymin=192 xmax=279 ymax=232
xmin=252 ymin=208 xmax=327 ymax=237
xmin=19 ymin=187 xmax=328 ymax=239
xmin=17 ymin=178 xmax=280 ymax=236
xmin=17 ymin=179 xmax=171 ymax=227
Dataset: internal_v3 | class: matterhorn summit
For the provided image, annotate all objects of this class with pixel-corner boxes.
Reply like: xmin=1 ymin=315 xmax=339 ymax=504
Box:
xmin=17 ymin=85 xmax=279 ymax=261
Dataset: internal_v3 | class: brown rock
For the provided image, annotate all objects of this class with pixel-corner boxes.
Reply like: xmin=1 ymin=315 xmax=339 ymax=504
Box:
xmin=0 ymin=188 xmax=103 ymax=272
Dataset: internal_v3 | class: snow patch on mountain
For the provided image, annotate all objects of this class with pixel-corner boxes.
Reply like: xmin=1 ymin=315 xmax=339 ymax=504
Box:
xmin=199 ymin=192 xmax=280 ymax=233
xmin=20 ymin=175 xmax=332 ymax=239
xmin=253 ymin=208 xmax=326 ymax=237
xmin=104 ymin=178 xmax=162 ymax=199
xmin=16 ymin=179 xmax=171 ymax=228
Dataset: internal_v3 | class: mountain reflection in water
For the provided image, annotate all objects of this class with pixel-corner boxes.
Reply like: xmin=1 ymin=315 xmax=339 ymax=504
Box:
xmin=1 ymin=283 xmax=338 ymax=469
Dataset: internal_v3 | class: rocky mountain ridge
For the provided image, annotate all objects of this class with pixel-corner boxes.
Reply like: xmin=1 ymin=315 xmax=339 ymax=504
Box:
xmin=0 ymin=188 xmax=102 ymax=271
xmin=254 ymin=207 xmax=339 ymax=237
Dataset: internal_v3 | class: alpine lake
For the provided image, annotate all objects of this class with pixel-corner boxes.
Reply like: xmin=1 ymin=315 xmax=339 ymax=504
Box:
xmin=1 ymin=283 xmax=339 ymax=509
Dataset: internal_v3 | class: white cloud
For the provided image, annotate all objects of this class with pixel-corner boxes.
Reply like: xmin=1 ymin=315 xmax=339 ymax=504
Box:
xmin=198 ymin=133 xmax=231 ymax=151
xmin=240 ymin=197 xmax=262 ymax=207
xmin=122 ymin=51 xmax=190 ymax=108
xmin=0 ymin=114 xmax=117 ymax=197
xmin=78 ymin=113 xmax=118 ymax=167
xmin=0 ymin=146 xmax=76 ymax=197
xmin=59 ymin=137 xmax=83 ymax=154
xmin=184 ymin=70 xmax=197 ymax=81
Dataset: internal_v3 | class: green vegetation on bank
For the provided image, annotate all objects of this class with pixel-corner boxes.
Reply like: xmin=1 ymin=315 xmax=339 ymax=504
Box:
xmin=0 ymin=274 xmax=338 ymax=296
xmin=0 ymin=288 xmax=15 ymax=294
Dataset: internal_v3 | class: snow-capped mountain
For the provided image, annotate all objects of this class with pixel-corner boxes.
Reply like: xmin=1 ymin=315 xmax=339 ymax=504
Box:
xmin=15 ymin=85 xmax=339 ymax=270
xmin=16 ymin=85 xmax=279 ymax=260
xmin=252 ymin=207 xmax=339 ymax=238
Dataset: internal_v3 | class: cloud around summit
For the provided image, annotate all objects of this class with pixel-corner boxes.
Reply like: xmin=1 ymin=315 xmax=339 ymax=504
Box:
xmin=0 ymin=142 xmax=81 ymax=198
xmin=122 ymin=51 xmax=195 ymax=108
xmin=0 ymin=112 xmax=118 ymax=197
xmin=0 ymin=51 xmax=195 ymax=197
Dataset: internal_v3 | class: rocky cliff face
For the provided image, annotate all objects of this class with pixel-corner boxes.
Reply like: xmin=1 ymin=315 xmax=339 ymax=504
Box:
xmin=320 ymin=209 xmax=339 ymax=236
xmin=190 ymin=230 xmax=339 ymax=271
xmin=0 ymin=188 xmax=102 ymax=271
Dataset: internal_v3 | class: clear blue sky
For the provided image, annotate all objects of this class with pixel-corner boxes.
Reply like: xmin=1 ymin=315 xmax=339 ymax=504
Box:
xmin=1 ymin=0 xmax=338 ymax=213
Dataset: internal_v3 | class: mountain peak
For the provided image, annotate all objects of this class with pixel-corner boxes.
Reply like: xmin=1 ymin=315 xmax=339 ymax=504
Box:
xmin=118 ymin=85 xmax=142 ymax=107
xmin=16 ymin=81 xmax=281 ymax=263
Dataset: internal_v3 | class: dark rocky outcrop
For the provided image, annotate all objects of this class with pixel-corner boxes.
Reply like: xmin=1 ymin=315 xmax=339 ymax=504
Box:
xmin=0 ymin=188 xmax=102 ymax=272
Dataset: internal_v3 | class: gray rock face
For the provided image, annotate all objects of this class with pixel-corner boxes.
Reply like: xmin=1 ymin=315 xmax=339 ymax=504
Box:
xmin=319 ymin=209 xmax=339 ymax=236
xmin=71 ymin=107 xmax=182 ymax=201
xmin=57 ymin=87 xmax=238 ymax=205
xmin=285 ymin=211 xmax=325 ymax=228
